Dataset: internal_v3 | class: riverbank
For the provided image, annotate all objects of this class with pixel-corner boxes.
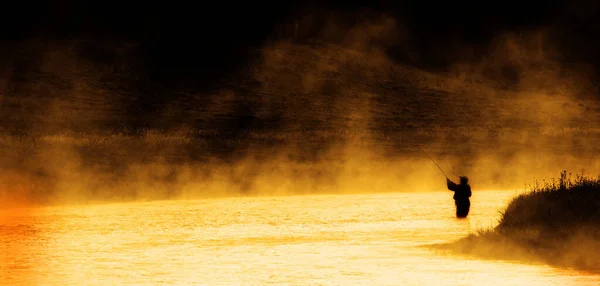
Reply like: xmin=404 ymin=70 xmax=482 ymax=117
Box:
xmin=441 ymin=171 xmax=600 ymax=272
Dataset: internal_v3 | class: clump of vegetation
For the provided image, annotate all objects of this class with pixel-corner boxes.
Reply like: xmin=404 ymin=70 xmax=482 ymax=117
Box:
xmin=446 ymin=171 xmax=600 ymax=272
xmin=498 ymin=170 xmax=600 ymax=232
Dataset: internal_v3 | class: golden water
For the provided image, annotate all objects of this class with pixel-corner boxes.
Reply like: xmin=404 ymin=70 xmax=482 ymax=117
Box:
xmin=2 ymin=191 xmax=599 ymax=285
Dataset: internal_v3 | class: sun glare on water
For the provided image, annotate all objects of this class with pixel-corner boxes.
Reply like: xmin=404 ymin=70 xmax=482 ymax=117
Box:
xmin=1 ymin=191 xmax=599 ymax=285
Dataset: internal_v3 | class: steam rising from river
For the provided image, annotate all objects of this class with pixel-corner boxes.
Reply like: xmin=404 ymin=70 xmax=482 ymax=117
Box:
xmin=0 ymin=11 xmax=599 ymax=205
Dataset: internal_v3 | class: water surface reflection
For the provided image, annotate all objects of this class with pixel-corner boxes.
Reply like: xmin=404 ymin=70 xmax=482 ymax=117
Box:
xmin=1 ymin=191 xmax=599 ymax=285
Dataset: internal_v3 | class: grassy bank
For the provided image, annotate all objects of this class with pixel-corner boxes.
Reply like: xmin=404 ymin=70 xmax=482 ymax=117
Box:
xmin=443 ymin=171 xmax=600 ymax=272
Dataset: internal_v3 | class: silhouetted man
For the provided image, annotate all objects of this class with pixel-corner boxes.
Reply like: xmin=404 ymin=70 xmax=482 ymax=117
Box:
xmin=447 ymin=176 xmax=472 ymax=218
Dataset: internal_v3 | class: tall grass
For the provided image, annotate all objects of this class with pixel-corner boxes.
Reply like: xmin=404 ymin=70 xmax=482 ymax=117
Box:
xmin=448 ymin=171 xmax=600 ymax=271
xmin=498 ymin=170 xmax=600 ymax=233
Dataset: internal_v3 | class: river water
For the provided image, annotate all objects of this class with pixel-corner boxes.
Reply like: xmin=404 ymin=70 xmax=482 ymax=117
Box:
xmin=1 ymin=191 xmax=599 ymax=285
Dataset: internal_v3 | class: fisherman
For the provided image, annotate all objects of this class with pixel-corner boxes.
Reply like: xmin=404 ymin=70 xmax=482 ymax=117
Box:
xmin=446 ymin=176 xmax=472 ymax=218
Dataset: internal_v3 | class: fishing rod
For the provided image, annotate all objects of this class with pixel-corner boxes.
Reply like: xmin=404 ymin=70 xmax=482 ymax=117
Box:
xmin=418 ymin=147 xmax=449 ymax=179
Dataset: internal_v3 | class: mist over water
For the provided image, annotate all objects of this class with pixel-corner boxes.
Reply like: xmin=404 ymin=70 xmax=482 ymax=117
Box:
xmin=1 ymin=5 xmax=600 ymax=285
xmin=0 ymin=10 xmax=599 ymax=205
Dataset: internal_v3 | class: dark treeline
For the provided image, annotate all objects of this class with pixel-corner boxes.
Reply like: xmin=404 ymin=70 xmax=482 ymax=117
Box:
xmin=0 ymin=0 xmax=599 ymax=134
xmin=0 ymin=1 xmax=599 ymax=202
xmin=3 ymin=1 xmax=598 ymax=82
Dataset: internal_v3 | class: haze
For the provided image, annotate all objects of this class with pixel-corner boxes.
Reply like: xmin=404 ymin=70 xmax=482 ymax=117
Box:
xmin=0 ymin=4 xmax=599 ymax=206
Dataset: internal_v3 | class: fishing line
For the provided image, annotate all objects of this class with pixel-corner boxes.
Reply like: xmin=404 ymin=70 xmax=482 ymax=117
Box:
xmin=418 ymin=147 xmax=449 ymax=179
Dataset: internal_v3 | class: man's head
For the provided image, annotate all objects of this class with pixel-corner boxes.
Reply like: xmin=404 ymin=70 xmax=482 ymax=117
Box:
xmin=459 ymin=176 xmax=469 ymax=184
